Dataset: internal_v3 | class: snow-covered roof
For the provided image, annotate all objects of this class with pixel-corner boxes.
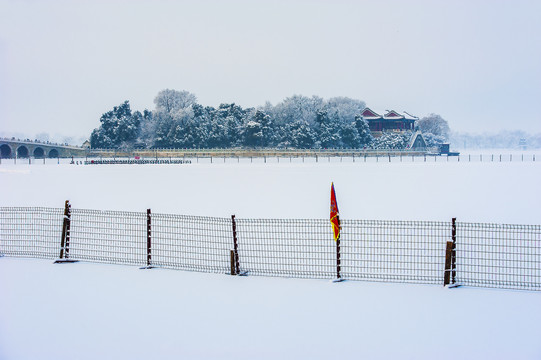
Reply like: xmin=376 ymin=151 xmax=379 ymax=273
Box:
xmin=361 ymin=107 xmax=383 ymax=119
xmin=407 ymin=131 xmax=427 ymax=149
xmin=383 ymin=110 xmax=404 ymax=120
xmin=362 ymin=107 xmax=418 ymax=121
xmin=402 ymin=111 xmax=419 ymax=120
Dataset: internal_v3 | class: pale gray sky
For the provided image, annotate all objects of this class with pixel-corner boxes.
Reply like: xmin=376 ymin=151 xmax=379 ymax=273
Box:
xmin=1 ymin=0 xmax=540 ymax=141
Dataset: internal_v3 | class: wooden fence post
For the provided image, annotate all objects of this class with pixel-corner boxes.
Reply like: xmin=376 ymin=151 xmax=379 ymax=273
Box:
xmin=231 ymin=215 xmax=240 ymax=275
xmin=55 ymin=200 xmax=77 ymax=263
xmin=443 ymin=241 xmax=453 ymax=286
xmin=451 ymin=217 xmax=457 ymax=285
xmin=140 ymin=209 xmax=153 ymax=269
xmin=59 ymin=200 xmax=70 ymax=259
xmin=230 ymin=250 xmax=236 ymax=275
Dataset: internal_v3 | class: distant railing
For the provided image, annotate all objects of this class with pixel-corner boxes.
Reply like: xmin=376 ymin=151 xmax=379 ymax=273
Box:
xmin=1 ymin=203 xmax=539 ymax=291
xmin=0 ymin=137 xmax=83 ymax=148
xmin=87 ymin=147 xmax=428 ymax=155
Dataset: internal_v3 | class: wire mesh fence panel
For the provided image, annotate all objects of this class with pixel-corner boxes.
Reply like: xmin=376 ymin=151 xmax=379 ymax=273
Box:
xmin=455 ymin=222 xmax=541 ymax=290
xmin=151 ymin=213 xmax=233 ymax=273
xmin=2 ymin=206 xmax=540 ymax=291
xmin=340 ymin=220 xmax=449 ymax=284
xmin=68 ymin=209 xmax=147 ymax=266
xmin=0 ymin=207 xmax=63 ymax=259
xmin=235 ymin=219 xmax=336 ymax=279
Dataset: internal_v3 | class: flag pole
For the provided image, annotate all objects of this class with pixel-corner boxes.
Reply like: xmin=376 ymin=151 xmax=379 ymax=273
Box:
xmin=330 ymin=182 xmax=344 ymax=282
xmin=336 ymin=224 xmax=341 ymax=280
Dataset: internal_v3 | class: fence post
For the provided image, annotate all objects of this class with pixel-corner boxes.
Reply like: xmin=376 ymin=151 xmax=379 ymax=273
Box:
xmin=451 ymin=217 xmax=457 ymax=285
xmin=230 ymin=250 xmax=236 ymax=275
xmin=55 ymin=200 xmax=77 ymax=263
xmin=336 ymin=237 xmax=341 ymax=280
xmin=140 ymin=208 xmax=152 ymax=269
xmin=443 ymin=241 xmax=453 ymax=286
xmin=59 ymin=200 xmax=70 ymax=259
xmin=231 ymin=215 xmax=240 ymax=275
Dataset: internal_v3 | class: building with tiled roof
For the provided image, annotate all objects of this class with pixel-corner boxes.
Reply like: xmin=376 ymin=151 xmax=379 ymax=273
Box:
xmin=361 ymin=107 xmax=418 ymax=137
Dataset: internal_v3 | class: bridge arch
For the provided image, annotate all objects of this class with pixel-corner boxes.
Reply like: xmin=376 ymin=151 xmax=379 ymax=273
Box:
xmin=48 ymin=148 xmax=59 ymax=158
xmin=17 ymin=145 xmax=29 ymax=158
xmin=0 ymin=144 xmax=12 ymax=158
xmin=33 ymin=147 xmax=45 ymax=158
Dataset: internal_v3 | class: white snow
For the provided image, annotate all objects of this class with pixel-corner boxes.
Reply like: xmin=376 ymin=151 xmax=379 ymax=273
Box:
xmin=0 ymin=156 xmax=540 ymax=223
xmin=1 ymin=158 xmax=541 ymax=359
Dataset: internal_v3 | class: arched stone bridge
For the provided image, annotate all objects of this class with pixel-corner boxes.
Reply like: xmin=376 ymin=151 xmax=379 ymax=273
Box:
xmin=0 ymin=139 xmax=87 ymax=158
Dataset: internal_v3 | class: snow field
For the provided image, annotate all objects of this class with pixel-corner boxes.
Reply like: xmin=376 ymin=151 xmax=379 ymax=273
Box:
xmin=1 ymin=257 xmax=540 ymax=360
xmin=1 ymin=158 xmax=540 ymax=359
xmin=1 ymin=158 xmax=540 ymax=224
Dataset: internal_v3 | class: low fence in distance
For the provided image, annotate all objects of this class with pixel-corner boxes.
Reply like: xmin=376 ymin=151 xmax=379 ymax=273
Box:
xmin=80 ymin=152 xmax=537 ymax=166
xmin=85 ymin=159 xmax=192 ymax=165
xmin=1 ymin=202 xmax=539 ymax=291
xmin=1 ymin=152 xmax=538 ymax=165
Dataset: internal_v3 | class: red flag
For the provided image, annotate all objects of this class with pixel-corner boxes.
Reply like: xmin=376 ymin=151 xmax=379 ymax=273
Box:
xmin=330 ymin=182 xmax=340 ymax=241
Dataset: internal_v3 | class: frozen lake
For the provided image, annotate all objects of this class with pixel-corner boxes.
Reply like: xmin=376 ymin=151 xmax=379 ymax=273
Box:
xmin=1 ymin=155 xmax=540 ymax=223
xmin=1 ymin=158 xmax=540 ymax=359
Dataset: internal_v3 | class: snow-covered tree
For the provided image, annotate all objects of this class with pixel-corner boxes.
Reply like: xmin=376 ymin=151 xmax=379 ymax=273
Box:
xmin=449 ymin=130 xmax=541 ymax=149
xmin=89 ymin=90 xmax=376 ymax=150
xmin=136 ymin=110 xmax=156 ymax=148
xmin=422 ymin=132 xmax=446 ymax=147
xmin=272 ymin=95 xmax=324 ymax=126
xmin=315 ymin=110 xmax=342 ymax=148
xmin=417 ymin=114 xmax=450 ymax=140
xmin=243 ymin=110 xmax=274 ymax=147
xmin=324 ymin=97 xmax=366 ymax=124
xmin=153 ymin=89 xmax=197 ymax=114
xmin=90 ymin=101 xmax=141 ymax=149
xmin=354 ymin=115 xmax=373 ymax=147
xmin=371 ymin=131 xmax=412 ymax=150
xmin=282 ymin=120 xmax=316 ymax=149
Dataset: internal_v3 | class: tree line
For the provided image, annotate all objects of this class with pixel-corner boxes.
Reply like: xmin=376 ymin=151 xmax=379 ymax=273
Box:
xmin=90 ymin=89 xmax=449 ymax=150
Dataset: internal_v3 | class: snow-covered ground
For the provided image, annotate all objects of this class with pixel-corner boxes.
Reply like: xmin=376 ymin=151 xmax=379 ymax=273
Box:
xmin=1 ymin=158 xmax=540 ymax=359
xmin=1 ymin=155 xmax=540 ymax=223
xmin=1 ymin=258 xmax=540 ymax=360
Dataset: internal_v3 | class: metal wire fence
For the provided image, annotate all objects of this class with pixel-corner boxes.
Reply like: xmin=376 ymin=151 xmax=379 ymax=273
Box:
xmin=236 ymin=219 xmax=336 ymax=279
xmin=340 ymin=220 xmax=450 ymax=284
xmin=0 ymin=207 xmax=63 ymax=259
xmin=455 ymin=222 xmax=541 ymax=290
xmin=152 ymin=213 xmax=233 ymax=273
xmin=69 ymin=208 xmax=147 ymax=265
xmin=0 ymin=205 xmax=539 ymax=291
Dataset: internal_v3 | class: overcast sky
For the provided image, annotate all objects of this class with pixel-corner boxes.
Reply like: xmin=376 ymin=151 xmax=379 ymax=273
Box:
xmin=1 ymin=0 xmax=540 ymax=141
